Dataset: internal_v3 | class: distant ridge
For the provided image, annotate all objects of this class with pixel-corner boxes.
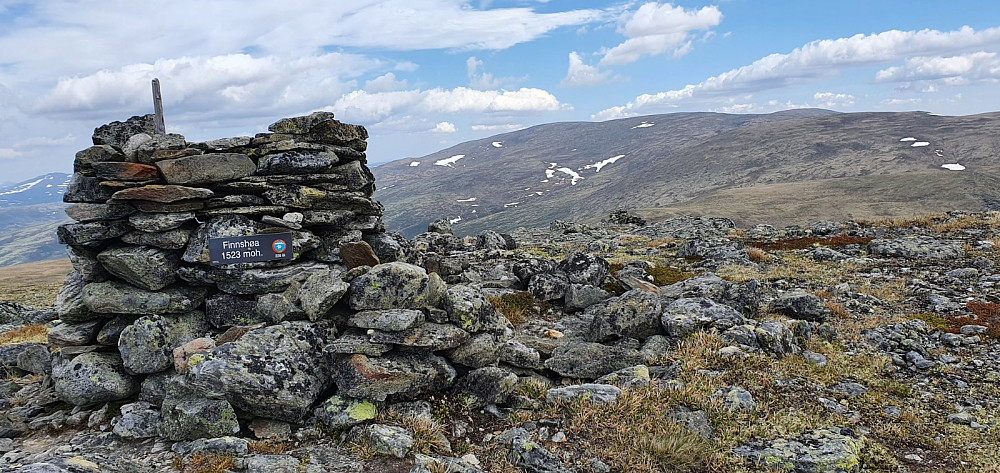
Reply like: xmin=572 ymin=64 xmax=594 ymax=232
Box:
xmin=0 ymin=172 xmax=71 ymax=207
xmin=372 ymin=110 xmax=1000 ymax=236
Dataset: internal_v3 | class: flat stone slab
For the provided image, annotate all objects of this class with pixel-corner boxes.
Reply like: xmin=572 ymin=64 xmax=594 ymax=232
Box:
xmin=155 ymin=153 xmax=256 ymax=185
xmin=111 ymin=185 xmax=213 ymax=203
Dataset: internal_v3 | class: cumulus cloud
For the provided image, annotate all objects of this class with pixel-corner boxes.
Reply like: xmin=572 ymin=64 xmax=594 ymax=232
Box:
xmin=875 ymin=51 xmax=1000 ymax=85
xmin=813 ymin=92 xmax=855 ymax=108
xmin=561 ymin=52 xmax=611 ymax=87
xmin=471 ymin=123 xmax=524 ymax=131
xmin=365 ymin=73 xmax=410 ymax=93
xmin=335 ymin=87 xmax=564 ymax=122
xmin=0 ymin=148 xmax=22 ymax=160
xmin=13 ymin=134 xmax=76 ymax=148
xmin=595 ymin=25 xmax=1000 ymax=119
xmin=467 ymin=57 xmax=505 ymax=90
xmin=432 ymin=121 xmax=457 ymax=133
xmin=599 ymin=2 xmax=722 ymax=66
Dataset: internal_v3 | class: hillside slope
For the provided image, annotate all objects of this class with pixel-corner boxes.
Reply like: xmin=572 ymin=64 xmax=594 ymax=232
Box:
xmin=373 ymin=110 xmax=1000 ymax=236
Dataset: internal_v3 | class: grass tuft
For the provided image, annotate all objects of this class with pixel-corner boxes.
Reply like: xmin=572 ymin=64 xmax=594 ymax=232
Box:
xmin=0 ymin=325 xmax=48 ymax=346
xmin=749 ymin=235 xmax=873 ymax=252
xmin=488 ymin=292 xmax=549 ymax=327
xmin=248 ymin=440 xmax=287 ymax=455
xmin=173 ymin=454 xmax=235 ymax=473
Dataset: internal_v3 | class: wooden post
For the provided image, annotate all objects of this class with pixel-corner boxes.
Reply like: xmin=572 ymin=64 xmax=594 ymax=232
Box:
xmin=151 ymin=78 xmax=165 ymax=135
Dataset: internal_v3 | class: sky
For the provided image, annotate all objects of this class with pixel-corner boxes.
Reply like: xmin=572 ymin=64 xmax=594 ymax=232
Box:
xmin=1 ymin=0 xmax=1000 ymax=184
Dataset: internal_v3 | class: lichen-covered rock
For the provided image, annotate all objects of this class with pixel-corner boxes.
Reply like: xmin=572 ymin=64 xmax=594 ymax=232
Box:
xmin=660 ymin=273 xmax=762 ymax=316
xmin=298 ymin=269 xmax=350 ymax=320
xmin=528 ymin=273 xmax=569 ymax=301
xmin=177 ymin=261 xmax=330 ymax=294
xmin=546 ymin=383 xmax=621 ymax=405
xmin=55 ymin=271 xmax=95 ymax=323
xmin=447 ymin=332 xmax=509 ymax=368
xmin=112 ymin=401 xmax=162 ymax=439
xmin=204 ymin=293 xmax=263 ymax=327
xmin=452 ymin=367 xmax=518 ymax=408
xmin=662 ymin=297 xmax=747 ymax=338
xmin=544 ymin=342 xmax=646 ymax=379
xmin=127 ymin=212 xmax=194 ymax=232
xmin=186 ymin=321 xmax=335 ymax=422
xmin=499 ymin=339 xmax=541 ymax=369
xmin=770 ymin=292 xmax=831 ymax=322
xmin=52 ymin=352 xmax=140 ymax=405
xmin=118 ymin=312 xmax=210 ymax=374
xmin=47 ymin=319 xmax=104 ymax=347
xmin=314 ymin=395 xmax=377 ymax=430
xmin=558 ymin=251 xmax=609 ymax=286
xmin=596 ymin=365 xmax=651 ymax=388
xmin=65 ymin=202 xmax=135 ymax=223
xmin=97 ymin=246 xmax=180 ymax=291
xmin=159 ymin=379 xmax=240 ymax=441
xmin=348 ymin=424 xmax=413 ymax=458
xmin=57 ymin=221 xmax=130 ymax=247
xmin=369 ymin=323 xmax=470 ymax=350
xmin=110 ymin=184 xmax=213 ymax=203
xmin=868 ymin=237 xmax=964 ymax=260
xmin=586 ymin=289 xmax=662 ymax=342
xmin=711 ymin=386 xmax=756 ymax=412
xmin=733 ymin=428 xmax=864 ymax=473
xmin=155 ymin=153 xmax=256 ymax=185
xmin=496 ymin=427 xmax=575 ymax=473
xmin=564 ymin=284 xmax=611 ymax=312
xmin=348 ymin=309 xmax=424 ymax=332
xmin=332 ymin=353 xmax=456 ymax=402
xmin=182 ymin=214 xmax=261 ymax=263
xmin=443 ymin=285 xmax=511 ymax=334
xmin=82 ymin=281 xmax=206 ymax=315
xmin=349 ymin=262 xmax=431 ymax=310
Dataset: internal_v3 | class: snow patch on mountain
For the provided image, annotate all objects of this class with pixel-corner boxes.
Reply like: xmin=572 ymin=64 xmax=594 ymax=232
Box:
xmin=409 ymin=161 xmax=420 ymax=167
xmin=632 ymin=122 xmax=655 ymax=129
xmin=911 ymin=141 xmax=930 ymax=147
xmin=492 ymin=142 xmax=503 ymax=148
xmin=556 ymin=167 xmax=584 ymax=185
xmin=456 ymin=197 xmax=477 ymax=202
xmin=584 ymin=154 xmax=626 ymax=172
xmin=0 ymin=172 xmax=71 ymax=207
xmin=435 ymin=154 xmax=466 ymax=167
xmin=941 ymin=163 xmax=965 ymax=171
xmin=899 ymin=137 xmax=917 ymax=142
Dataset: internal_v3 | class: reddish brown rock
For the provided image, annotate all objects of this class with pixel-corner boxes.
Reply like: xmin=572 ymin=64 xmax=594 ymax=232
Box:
xmin=92 ymin=162 xmax=160 ymax=181
xmin=111 ymin=185 xmax=213 ymax=203
xmin=340 ymin=241 xmax=380 ymax=269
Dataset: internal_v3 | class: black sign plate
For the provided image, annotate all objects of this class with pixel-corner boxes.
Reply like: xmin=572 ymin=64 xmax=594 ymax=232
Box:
xmin=208 ymin=233 xmax=293 ymax=266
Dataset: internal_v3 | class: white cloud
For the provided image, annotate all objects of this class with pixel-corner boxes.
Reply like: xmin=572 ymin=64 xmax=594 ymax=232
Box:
xmin=595 ymin=25 xmax=1000 ymax=118
xmin=432 ymin=121 xmax=457 ymax=133
xmin=0 ymin=148 xmax=22 ymax=160
xmin=561 ymin=52 xmax=611 ymax=87
xmin=13 ymin=134 xmax=77 ymax=148
xmin=334 ymin=87 xmax=564 ymax=122
xmin=467 ymin=56 xmax=504 ymax=90
xmin=471 ymin=123 xmax=524 ymax=131
xmin=365 ymin=73 xmax=409 ymax=93
xmin=875 ymin=51 xmax=1000 ymax=84
xmin=813 ymin=92 xmax=855 ymax=108
xmin=599 ymin=2 xmax=722 ymax=66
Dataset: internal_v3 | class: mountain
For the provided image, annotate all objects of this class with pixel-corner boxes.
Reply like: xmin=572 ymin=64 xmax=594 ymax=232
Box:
xmin=0 ymin=173 xmax=71 ymax=266
xmin=0 ymin=172 xmax=71 ymax=207
xmin=372 ymin=110 xmax=1000 ymax=236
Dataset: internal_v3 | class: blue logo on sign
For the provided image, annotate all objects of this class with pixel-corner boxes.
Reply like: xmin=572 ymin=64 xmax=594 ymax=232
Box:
xmin=272 ymin=239 xmax=287 ymax=253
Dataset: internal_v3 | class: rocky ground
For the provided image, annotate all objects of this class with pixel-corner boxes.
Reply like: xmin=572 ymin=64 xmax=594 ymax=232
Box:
xmin=3 ymin=210 xmax=1000 ymax=472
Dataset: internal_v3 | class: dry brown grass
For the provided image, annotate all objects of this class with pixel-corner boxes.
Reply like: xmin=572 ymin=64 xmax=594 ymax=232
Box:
xmin=746 ymin=247 xmax=770 ymax=263
xmin=0 ymin=325 xmax=48 ymax=346
xmin=247 ymin=440 xmax=287 ymax=455
xmin=172 ymin=454 xmax=235 ymax=473
xmin=0 ymin=258 xmax=72 ymax=307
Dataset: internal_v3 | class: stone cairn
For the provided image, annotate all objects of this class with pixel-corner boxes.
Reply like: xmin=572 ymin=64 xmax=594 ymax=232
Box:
xmin=51 ymin=112 xmax=516 ymax=441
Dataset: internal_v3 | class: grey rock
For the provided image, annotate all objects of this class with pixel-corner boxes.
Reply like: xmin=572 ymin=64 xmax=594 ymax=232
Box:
xmin=348 ymin=309 xmax=424 ymax=331
xmin=120 ymin=228 xmax=191 ymax=249
xmin=65 ymin=202 xmax=136 ymax=222
xmin=497 ymin=427 xmax=576 ymax=473
xmin=128 ymin=211 xmax=194 ymax=232
xmin=558 ymin=252 xmax=609 ymax=286
xmin=831 ymin=382 xmax=868 ymax=399
xmin=771 ymin=292 xmax=831 ymax=322
xmin=444 ymin=285 xmax=512 ymax=334
xmin=159 ymin=379 xmax=240 ymax=441
xmin=349 ymin=262 xmax=431 ymax=310
xmin=596 ymin=365 xmax=651 ymax=388
xmin=314 ymin=395 xmax=377 ymax=430
xmin=528 ymin=273 xmax=569 ymax=301
xmin=15 ymin=343 xmax=51 ymax=375
xmin=204 ymin=293 xmax=264 ymax=327
xmin=332 ymin=352 xmax=455 ymax=402
xmin=754 ymin=321 xmax=799 ymax=356
xmin=47 ymin=319 xmax=104 ymax=347
xmin=662 ymin=297 xmax=746 ymax=338
xmin=453 ymin=367 xmax=517 ymax=408
xmin=63 ymin=173 xmax=116 ymax=203
xmin=187 ymin=321 xmax=335 ymax=422
xmin=52 ymin=352 xmax=140 ymax=405
xmin=97 ymin=246 xmax=180 ymax=290
xmin=112 ymin=401 xmax=162 ymax=439
xmin=564 ymin=284 xmax=611 ymax=312
xmin=428 ymin=218 xmax=453 ymax=235
xmin=477 ymin=230 xmax=511 ymax=251
xmin=734 ymin=428 xmax=863 ymax=473
xmin=118 ymin=312 xmax=209 ymax=374
xmin=868 ymin=236 xmax=964 ymax=260
xmin=546 ymin=384 xmax=621 ymax=405
xmin=155 ymin=153 xmax=256 ymax=185
xmin=711 ymin=386 xmax=756 ymax=412
xmin=74 ymin=144 xmax=127 ymax=174
xmin=182 ymin=214 xmax=261 ymax=263
xmin=586 ymin=289 xmax=662 ymax=342
xmin=326 ymin=330 xmax=393 ymax=356
xmin=258 ymin=150 xmax=340 ymax=175
xmin=55 ymin=271 xmax=96 ymax=323
xmin=177 ymin=260 xmax=330 ymax=294
xmin=369 ymin=323 xmax=470 ymax=350
xmin=298 ymin=269 xmax=350 ymax=320
xmin=802 ymin=350 xmax=828 ymax=367
xmin=499 ymin=339 xmax=541 ymax=369
xmin=447 ymin=332 xmax=509 ymax=368
xmin=57 ymin=220 xmax=130 ymax=247
xmin=83 ymin=281 xmax=206 ymax=315
xmin=544 ymin=342 xmax=646 ymax=379
xmin=349 ymin=424 xmax=413 ymax=458
xmin=411 ymin=454 xmax=486 ymax=473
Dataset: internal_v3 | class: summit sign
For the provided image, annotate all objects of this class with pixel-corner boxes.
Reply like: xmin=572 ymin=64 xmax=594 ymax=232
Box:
xmin=208 ymin=233 xmax=292 ymax=265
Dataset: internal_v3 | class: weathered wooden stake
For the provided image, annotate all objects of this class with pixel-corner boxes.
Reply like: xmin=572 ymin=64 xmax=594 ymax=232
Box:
xmin=151 ymin=78 xmax=165 ymax=135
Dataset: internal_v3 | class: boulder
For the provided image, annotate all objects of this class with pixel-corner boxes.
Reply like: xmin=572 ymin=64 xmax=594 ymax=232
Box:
xmin=82 ymin=281 xmax=206 ymax=315
xmin=348 ymin=262 xmax=431 ymax=310
xmin=546 ymin=383 xmax=621 ymax=405
xmin=452 ymin=367 xmax=518 ymax=408
xmin=332 ymin=353 xmax=456 ymax=402
xmin=558 ymin=251 xmax=609 ymax=286
xmin=586 ymin=289 xmax=662 ymax=341
xmin=118 ymin=312 xmax=210 ymax=374
xmin=97 ymin=246 xmax=180 ymax=291
xmin=443 ymin=285 xmax=511 ymax=334
xmin=52 ymin=352 xmax=140 ymax=405
xmin=662 ymin=297 xmax=747 ymax=338
xmin=186 ymin=322 xmax=335 ymax=422
xmin=155 ymin=153 xmax=256 ymax=185
xmin=159 ymin=379 xmax=240 ymax=441
xmin=544 ymin=342 xmax=646 ymax=379
xmin=770 ymin=292 xmax=831 ymax=322
xmin=314 ymin=395 xmax=377 ymax=430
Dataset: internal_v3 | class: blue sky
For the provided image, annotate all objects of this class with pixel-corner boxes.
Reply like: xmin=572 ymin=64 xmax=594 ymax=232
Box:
xmin=1 ymin=0 xmax=1000 ymax=183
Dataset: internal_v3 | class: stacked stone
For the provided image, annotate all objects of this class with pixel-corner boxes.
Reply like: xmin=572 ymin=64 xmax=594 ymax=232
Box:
xmin=49 ymin=112 xmax=517 ymax=442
